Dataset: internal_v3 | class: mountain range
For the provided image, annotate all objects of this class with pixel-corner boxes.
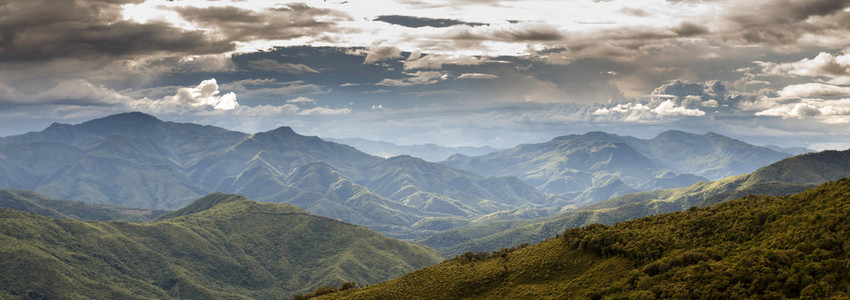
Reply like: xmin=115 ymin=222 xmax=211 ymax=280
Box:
xmin=0 ymin=112 xmax=565 ymax=239
xmin=326 ymin=137 xmax=500 ymax=162
xmin=318 ymin=178 xmax=850 ymax=299
xmin=423 ymin=148 xmax=850 ymax=256
xmin=0 ymin=193 xmax=442 ymax=298
xmin=442 ymin=130 xmax=798 ymax=203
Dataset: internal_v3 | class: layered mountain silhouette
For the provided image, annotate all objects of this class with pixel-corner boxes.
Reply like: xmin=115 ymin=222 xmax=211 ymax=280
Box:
xmin=424 ymin=148 xmax=850 ymax=256
xmin=326 ymin=137 xmax=500 ymax=162
xmin=320 ymin=179 xmax=850 ymax=299
xmin=0 ymin=112 xmax=564 ymax=238
xmin=442 ymin=130 xmax=795 ymax=202
xmin=0 ymin=193 xmax=442 ymax=298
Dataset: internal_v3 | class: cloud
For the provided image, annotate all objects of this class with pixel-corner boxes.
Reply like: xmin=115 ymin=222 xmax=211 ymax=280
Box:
xmin=219 ymin=79 xmax=327 ymax=98
xmin=592 ymin=99 xmax=705 ymax=122
xmin=376 ymin=71 xmax=446 ymax=86
xmin=286 ymin=97 xmax=317 ymax=104
xmin=755 ymin=98 xmax=850 ymax=123
xmin=758 ymin=50 xmax=850 ymax=84
xmin=364 ymin=45 xmax=402 ymax=64
xmin=174 ymin=3 xmax=351 ymax=42
xmin=444 ymin=23 xmax=565 ymax=42
xmin=373 ymin=15 xmax=486 ymax=28
xmin=0 ymin=0 xmax=234 ymax=62
xmin=673 ymin=22 xmax=709 ymax=37
xmin=246 ymin=59 xmax=319 ymax=74
xmin=722 ymin=0 xmax=850 ymax=47
xmin=458 ymin=73 xmax=500 ymax=79
xmin=778 ymin=83 xmax=850 ymax=99
xmin=133 ymin=78 xmax=238 ymax=112
xmin=297 ymin=106 xmax=351 ymax=115
xmin=403 ymin=52 xmax=489 ymax=70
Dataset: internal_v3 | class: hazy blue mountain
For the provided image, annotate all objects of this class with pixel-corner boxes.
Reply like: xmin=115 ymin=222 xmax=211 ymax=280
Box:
xmin=326 ymin=137 xmax=500 ymax=162
xmin=0 ymin=112 xmax=557 ymax=239
xmin=423 ymin=149 xmax=849 ymax=256
xmin=442 ymin=130 xmax=792 ymax=200
xmin=0 ymin=193 xmax=443 ymax=298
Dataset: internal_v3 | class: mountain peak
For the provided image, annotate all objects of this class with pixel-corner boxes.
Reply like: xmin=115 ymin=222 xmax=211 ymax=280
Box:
xmin=156 ymin=193 xmax=248 ymax=220
xmin=83 ymin=112 xmax=160 ymax=125
xmin=78 ymin=112 xmax=162 ymax=135
xmin=268 ymin=126 xmax=298 ymax=136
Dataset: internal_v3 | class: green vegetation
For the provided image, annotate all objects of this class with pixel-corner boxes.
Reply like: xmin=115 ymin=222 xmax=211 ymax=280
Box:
xmin=0 ymin=189 xmax=167 ymax=222
xmin=0 ymin=193 xmax=443 ymax=299
xmin=424 ymin=149 xmax=850 ymax=256
xmin=320 ymin=178 xmax=850 ymax=299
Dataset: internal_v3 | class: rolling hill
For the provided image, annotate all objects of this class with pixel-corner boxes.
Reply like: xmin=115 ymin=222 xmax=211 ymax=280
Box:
xmin=423 ymin=149 xmax=850 ymax=256
xmin=0 ymin=193 xmax=443 ymax=299
xmin=318 ymin=178 xmax=850 ymax=299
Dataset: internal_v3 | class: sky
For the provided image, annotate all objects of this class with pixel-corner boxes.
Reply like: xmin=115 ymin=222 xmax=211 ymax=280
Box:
xmin=1 ymin=0 xmax=850 ymax=150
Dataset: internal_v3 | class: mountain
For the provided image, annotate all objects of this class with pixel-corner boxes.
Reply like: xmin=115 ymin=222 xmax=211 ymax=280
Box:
xmin=326 ymin=137 xmax=500 ymax=162
xmin=442 ymin=130 xmax=792 ymax=200
xmin=0 ymin=112 xmax=556 ymax=238
xmin=423 ymin=149 xmax=850 ymax=256
xmin=318 ymin=179 xmax=850 ymax=299
xmin=0 ymin=189 xmax=167 ymax=222
xmin=0 ymin=193 xmax=443 ymax=298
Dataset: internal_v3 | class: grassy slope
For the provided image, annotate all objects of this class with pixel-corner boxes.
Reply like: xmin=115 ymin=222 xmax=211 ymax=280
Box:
xmin=0 ymin=194 xmax=443 ymax=299
xmin=323 ymin=178 xmax=850 ymax=299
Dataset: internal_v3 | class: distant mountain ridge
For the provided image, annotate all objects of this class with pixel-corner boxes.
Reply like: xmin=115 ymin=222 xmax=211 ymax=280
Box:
xmin=326 ymin=137 xmax=500 ymax=162
xmin=0 ymin=193 xmax=443 ymax=298
xmin=0 ymin=112 xmax=563 ymax=239
xmin=423 ymin=148 xmax=850 ymax=256
xmin=442 ymin=130 xmax=794 ymax=201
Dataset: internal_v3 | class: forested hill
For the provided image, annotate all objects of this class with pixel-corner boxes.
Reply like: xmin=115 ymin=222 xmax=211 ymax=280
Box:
xmin=318 ymin=178 xmax=850 ymax=299
xmin=0 ymin=193 xmax=443 ymax=299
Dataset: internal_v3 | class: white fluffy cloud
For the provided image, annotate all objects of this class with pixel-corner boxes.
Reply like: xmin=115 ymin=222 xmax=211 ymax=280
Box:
xmin=130 ymin=78 xmax=238 ymax=113
xmin=756 ymin=98 xmax=850 ymax=123
xmin=777 ymin=83 xmax=850 ymax=99
xmin=593 ymin=99 xmax=705 ymax=122
xmin=759 ymin=50 xmax=850 ymax=85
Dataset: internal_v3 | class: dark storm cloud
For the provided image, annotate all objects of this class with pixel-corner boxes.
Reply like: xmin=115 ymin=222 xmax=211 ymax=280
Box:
xmin=373 ymin=15 xmax=487 ymax=28
xmin=0 ymin=0 xmax=234 ymax=61
xmin=674 ymin=22 xmax=709 ymax=37
xmin=724 ymin=0 xmax=850 ymax=45
xmin=174 ymin=3 xmax=351 ymax=42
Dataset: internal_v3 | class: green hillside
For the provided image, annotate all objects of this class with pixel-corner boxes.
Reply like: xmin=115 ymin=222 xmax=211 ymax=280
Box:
xmin=319 ymin=178 xmax=850 ymax=299
xmin=424 ymin=149 xmax=849 ymax=256
xmin=0 ymin=189 xmax=166 ymax=222
xmin=0 ymin=193 xmax=442 ymax=299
